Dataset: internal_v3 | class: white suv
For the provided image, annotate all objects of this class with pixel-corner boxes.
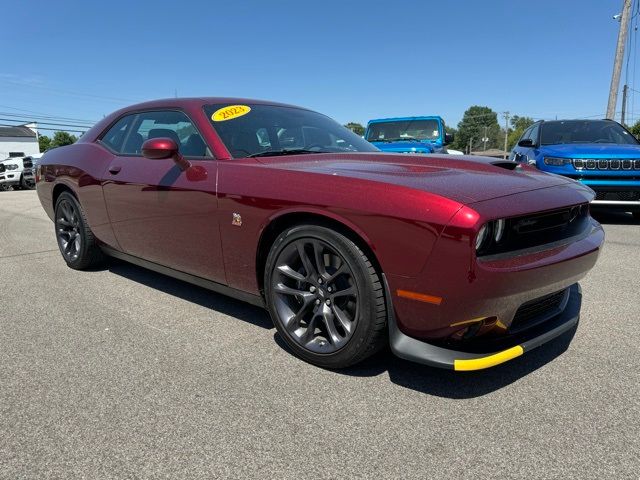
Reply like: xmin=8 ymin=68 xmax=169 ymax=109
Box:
xmin=0 ymin=154 xmax=41 ymax=191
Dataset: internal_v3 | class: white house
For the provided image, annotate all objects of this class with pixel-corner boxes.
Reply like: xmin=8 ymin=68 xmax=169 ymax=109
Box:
xmin=0 ymin=123 xmax=40 ymax=160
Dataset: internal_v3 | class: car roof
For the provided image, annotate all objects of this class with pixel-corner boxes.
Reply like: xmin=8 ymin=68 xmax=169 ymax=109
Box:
xmin=535 ymin=119 xmax=616 ymax=125
xmin=78 ymin=97 xmax=318 ymax=144
xmin=117 ymin=97 xmax=310 ymax=112
xmin=368 ymin=116 xmax=442 ymax=124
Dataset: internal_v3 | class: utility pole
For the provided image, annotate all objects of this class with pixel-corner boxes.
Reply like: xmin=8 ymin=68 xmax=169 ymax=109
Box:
xmin=502 ymin=111 xmax=510 ymax=159
xmin=621 ymin=84 xmax=628 ymax=125
xmin=482 ymin=126 xmax=488 ymax=151
xmin=607 ymin=0 xmax=633 ymax=120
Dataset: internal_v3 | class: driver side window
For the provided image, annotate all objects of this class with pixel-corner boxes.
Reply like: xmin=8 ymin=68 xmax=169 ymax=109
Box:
xmin=116 ymin=110 xmax=212 ymax=157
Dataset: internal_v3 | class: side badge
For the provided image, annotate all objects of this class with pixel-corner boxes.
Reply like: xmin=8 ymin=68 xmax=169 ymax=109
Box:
xmin=232 ymin=213 xmax=242 ymax=227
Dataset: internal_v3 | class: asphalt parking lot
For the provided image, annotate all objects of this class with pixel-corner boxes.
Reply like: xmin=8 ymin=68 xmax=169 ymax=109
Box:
xmin=0 ymin=189 xmax=638 ymax=479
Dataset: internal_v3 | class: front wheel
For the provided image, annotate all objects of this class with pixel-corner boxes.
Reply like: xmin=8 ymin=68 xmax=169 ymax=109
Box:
xmin=54 ymin=191 xmax=104 ymax=270
xmin=264 ymin=225 xmax=387 ymax=368
xmin=20 ymin=175 xmax=35 ymax=190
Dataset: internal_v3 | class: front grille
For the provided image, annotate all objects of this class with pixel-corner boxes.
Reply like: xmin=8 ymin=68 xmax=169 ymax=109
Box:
xmin=477 ymin=204 xmax=590 ymax=258
xmin=572 ymin=158 xmax=640 ymax=170
xmin=510 ymin=289 xmax=567 ymax=333
xmin=594 ymin=191 xmax=640 ymax=201
xmin=22 ymin=159 xmax=33 ymax=168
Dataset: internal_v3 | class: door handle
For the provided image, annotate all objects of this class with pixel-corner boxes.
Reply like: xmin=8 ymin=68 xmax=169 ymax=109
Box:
xmin=108 ymin=165 xmax=122 ymax=175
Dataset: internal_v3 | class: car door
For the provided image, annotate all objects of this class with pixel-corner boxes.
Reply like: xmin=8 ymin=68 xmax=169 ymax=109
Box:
xmin=100 ymin=109 xmax=225 ymax=284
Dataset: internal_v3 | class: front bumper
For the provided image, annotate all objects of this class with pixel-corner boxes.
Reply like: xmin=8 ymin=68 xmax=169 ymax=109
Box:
xmin=0 ymin=171 xmax=21 ymax=185
xmin=388 ymin=280 xmax=581 ymax=371
xmin=572 ymin=179 xmax=640 ymax=209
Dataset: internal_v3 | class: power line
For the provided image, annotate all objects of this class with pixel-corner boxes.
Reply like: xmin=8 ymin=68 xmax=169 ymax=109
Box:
xmin=0 ymin=118 xmax=93 ymax=129
xmin=0 ymin=104 xmax=95 ymax=122
xmin=0 ymin=123 xmax=86 ymax=134
xmin=0 ymin=78 xmax=139 ymax=105
xmin=0 ymin=112 xmax=95 ymax=126
xmin=0 ymin=109 xmax=97 ymax=124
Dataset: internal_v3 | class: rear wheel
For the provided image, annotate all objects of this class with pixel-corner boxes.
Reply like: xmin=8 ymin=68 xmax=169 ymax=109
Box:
xmin=264 ymin=225 xmax=387 ymax=368
xmin=54 ymin=192 xmax=104 ymax=269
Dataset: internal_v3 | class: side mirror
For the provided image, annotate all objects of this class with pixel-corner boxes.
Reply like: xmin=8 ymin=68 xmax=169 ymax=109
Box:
xmin=142 ymin=137 xmax=178 ymax=159
xmin=141 ymin=138 xmax=190 ymax=171
xmin=517 ymin=138 xmax=535 ymax=148
xmin=444 ymin=133 xmax=454 ymax=145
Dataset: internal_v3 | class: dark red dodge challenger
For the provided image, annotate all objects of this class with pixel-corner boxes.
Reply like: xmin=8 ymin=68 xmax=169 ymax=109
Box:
xmin=36 ymin=98 xmax=604 ymax=371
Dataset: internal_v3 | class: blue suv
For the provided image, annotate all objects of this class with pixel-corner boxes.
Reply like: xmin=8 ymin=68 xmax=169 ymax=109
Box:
xmin=364 ymin=116 xmax=453 ymax=154
xmin=511 ymin=119 xmax=640 ymax=219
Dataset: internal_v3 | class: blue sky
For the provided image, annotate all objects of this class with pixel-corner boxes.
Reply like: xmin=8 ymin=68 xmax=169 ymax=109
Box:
xmin=0 ymin=0 xmax=634 ymax=133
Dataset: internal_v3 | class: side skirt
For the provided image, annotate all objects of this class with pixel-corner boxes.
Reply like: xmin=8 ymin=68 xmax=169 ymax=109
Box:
xmin=101 ymin=246 xmax=265 ymax=308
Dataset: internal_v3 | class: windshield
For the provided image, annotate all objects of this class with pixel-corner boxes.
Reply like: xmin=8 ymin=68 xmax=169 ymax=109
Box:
xmin=204 ymin=104 xmax=379 ymax=158
xmin=365 ymin=119 xmax=441 ymax=142
xmin=540 ymin=120 xmax=639 ymax=145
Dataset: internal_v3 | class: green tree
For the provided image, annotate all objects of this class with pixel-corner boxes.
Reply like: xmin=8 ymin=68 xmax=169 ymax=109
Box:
xmin=629 ymin=120 xmax=640 ymax=139
xmin=453 ymin=106 xmax=501 ymax=152
xmin=38 ymin=134 xmax=51 ymax=152
xmin=49 ymin=131 xmax=78 ymax=148
xmin=344 ymin=122 xmax=365 ymax=136
xmin=506 ymin=115 xmax=535 ymax=150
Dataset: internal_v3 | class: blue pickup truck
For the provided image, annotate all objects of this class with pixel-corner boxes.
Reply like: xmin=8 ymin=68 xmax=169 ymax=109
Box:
xmin=511 ymin=119 xmax=640 ymax=219
xmin=364 ymin=116 xmax=453 ymax=154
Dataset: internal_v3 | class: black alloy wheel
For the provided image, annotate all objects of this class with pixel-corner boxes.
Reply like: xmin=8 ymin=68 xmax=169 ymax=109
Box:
xmin=56 ymin=197 xmax=82 ymax=262
xmin=54 ymin=191 xmax=104 ymax=269
xmin=265 ymin=225 xmax=387 ymax=368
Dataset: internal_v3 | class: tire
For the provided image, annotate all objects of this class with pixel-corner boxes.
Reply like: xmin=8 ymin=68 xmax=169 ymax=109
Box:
xmin=20 ymin=175 xmax=35 ymax=190
xmin=54 ymin=191 xmax=104 ymax=270
xmin=264 ymin=224 xmax=387 ymax=368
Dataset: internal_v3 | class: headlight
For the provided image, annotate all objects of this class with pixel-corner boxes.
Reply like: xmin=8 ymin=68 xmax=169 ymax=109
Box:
xmin=475 ymin=224 xmax=490 ymax=251
xmin=494 ymin=219 xmax=505 ymax=243
xmin=543 ymin=157 xmax=570 ymax=166
xmin=6 ymin=164 xmax=18 ymax=170
xmin=476 ymin=218 xmax=507 ymax=254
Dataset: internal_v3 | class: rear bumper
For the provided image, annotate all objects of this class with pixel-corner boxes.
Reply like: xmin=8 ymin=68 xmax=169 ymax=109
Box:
xmin=388 ymin=281 xmax=581 ymax=370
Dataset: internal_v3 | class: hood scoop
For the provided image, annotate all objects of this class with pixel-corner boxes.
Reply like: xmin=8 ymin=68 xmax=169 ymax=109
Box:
xmin=490 ymin=160 xmax=519 ymax=170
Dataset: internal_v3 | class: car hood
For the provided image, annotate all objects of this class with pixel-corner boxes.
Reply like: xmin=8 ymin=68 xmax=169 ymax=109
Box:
xmin=258 ymin=152 xmax=574 ymax=204
xmin=370 ymin=141 xmax=434 ymax=153
xmin=541 ymin=143 xmax=640 ymax=158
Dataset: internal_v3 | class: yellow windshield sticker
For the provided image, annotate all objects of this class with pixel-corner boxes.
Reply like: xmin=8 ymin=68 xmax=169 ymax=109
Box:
xmin=211 ymin=105 xmax=251 ymax=122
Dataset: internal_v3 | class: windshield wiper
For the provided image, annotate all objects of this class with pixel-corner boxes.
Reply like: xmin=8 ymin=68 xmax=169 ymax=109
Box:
xmin=248 ymin=149 xmax=324 ymax=158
